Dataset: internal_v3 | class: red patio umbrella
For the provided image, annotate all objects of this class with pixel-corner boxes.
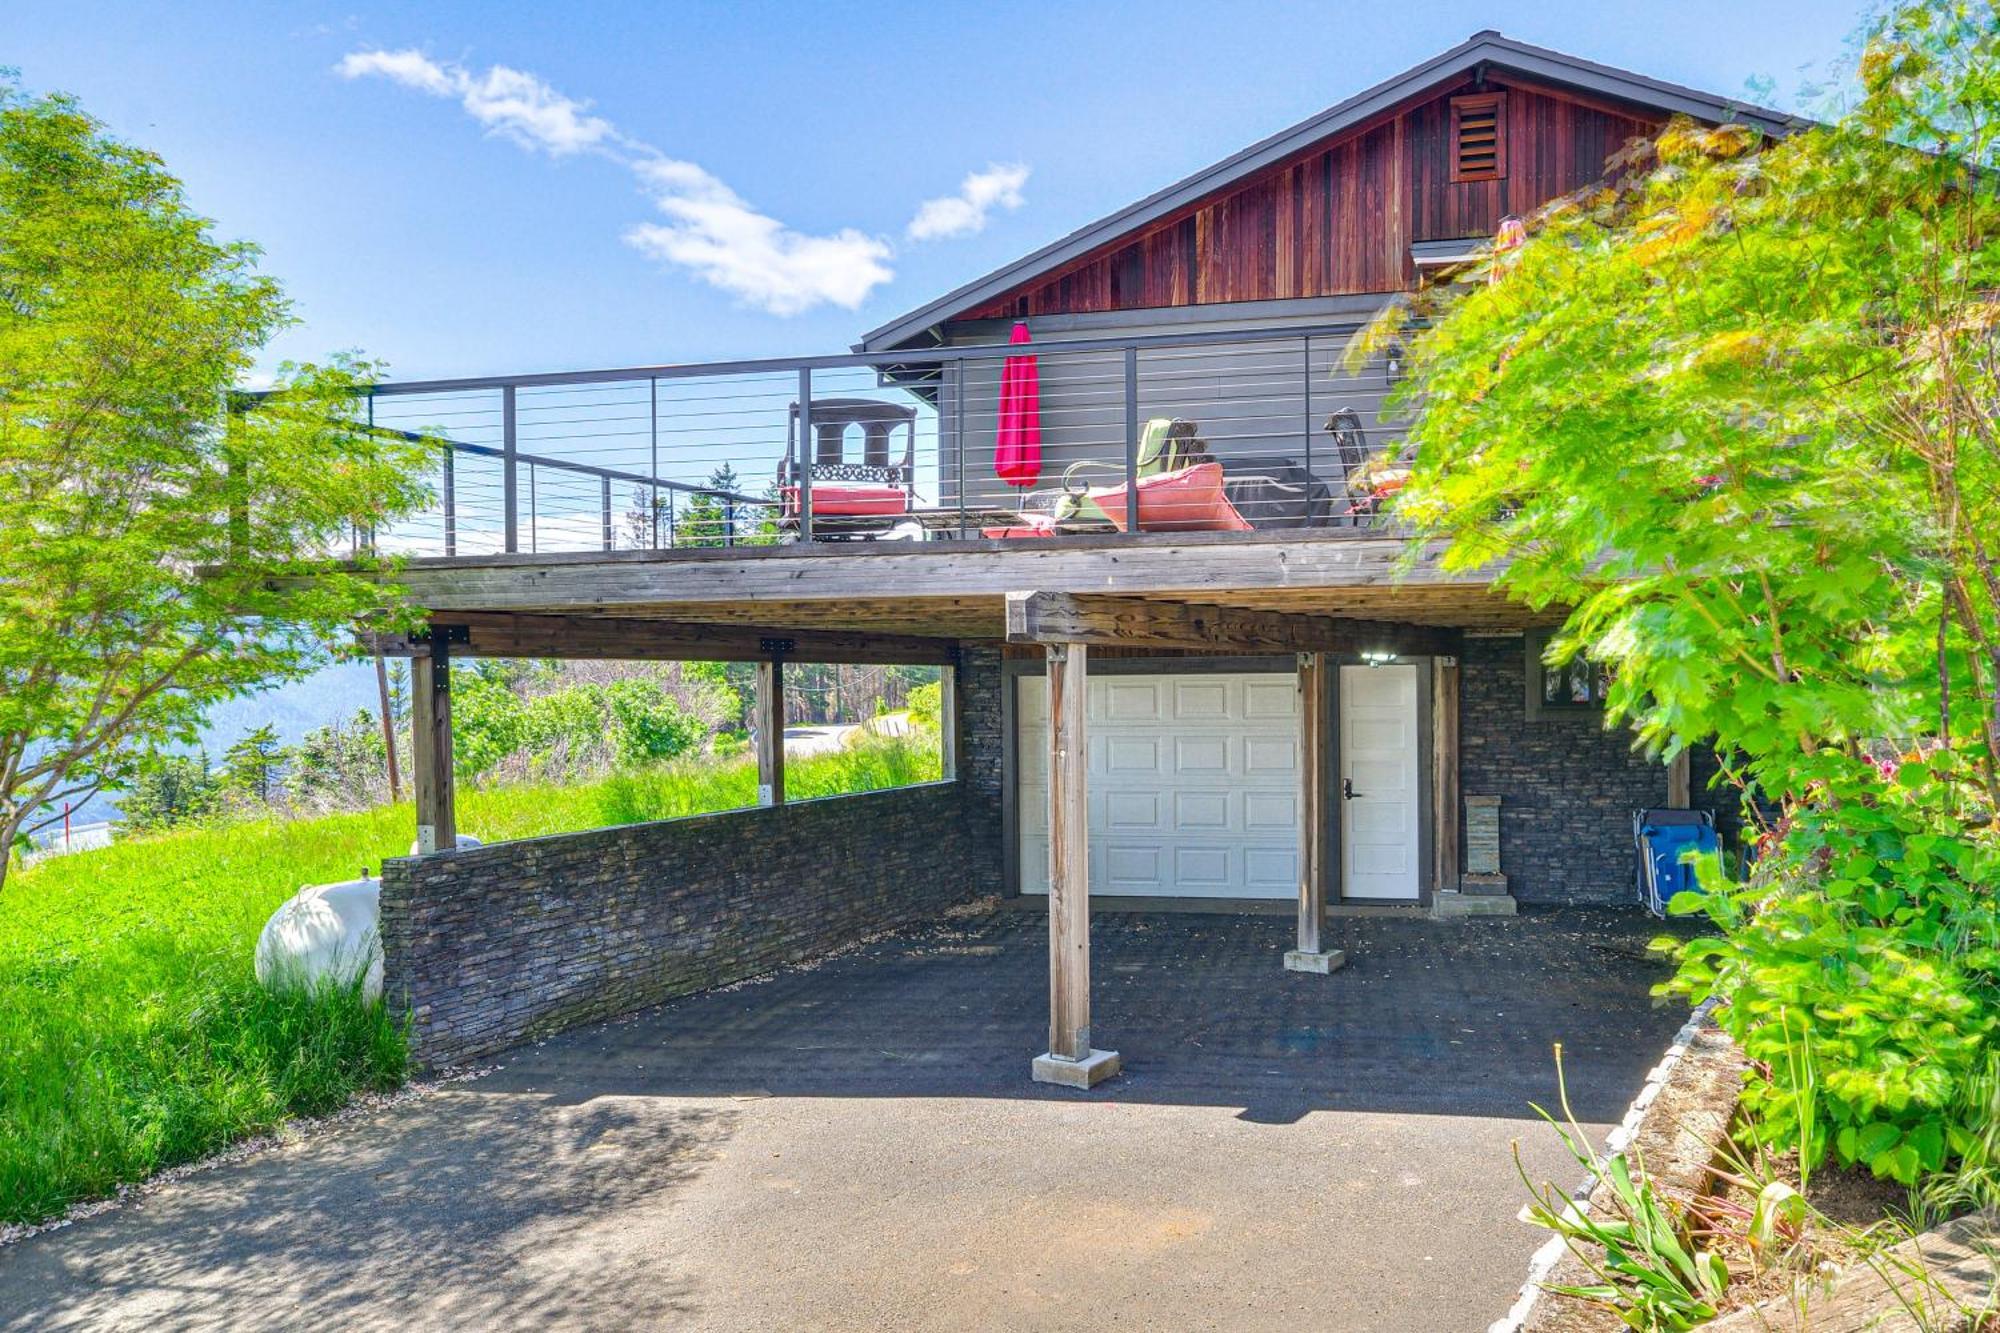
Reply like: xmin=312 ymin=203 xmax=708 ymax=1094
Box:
xmin=993 ymin=321 xmax=1041 ymax=487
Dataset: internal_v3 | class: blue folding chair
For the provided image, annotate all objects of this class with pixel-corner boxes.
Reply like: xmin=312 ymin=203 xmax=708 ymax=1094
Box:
xmin=1633 ymin=808 xmax=1718 ymax=917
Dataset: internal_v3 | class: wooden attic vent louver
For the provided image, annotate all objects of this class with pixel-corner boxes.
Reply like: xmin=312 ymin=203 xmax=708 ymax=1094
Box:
xmin=1449 ymin=92 xmax=1507 ymax=182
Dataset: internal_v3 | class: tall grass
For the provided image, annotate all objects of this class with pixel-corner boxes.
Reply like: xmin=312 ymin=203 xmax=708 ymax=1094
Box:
xmin=0 ymin=733 xmax=939 ymax=1226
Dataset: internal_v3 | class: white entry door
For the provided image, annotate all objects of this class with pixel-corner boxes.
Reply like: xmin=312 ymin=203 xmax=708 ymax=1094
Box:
xmin=1017 ymin=672 xmax=1300 ymax=899
xmin=1338 ymin=664 xmax=1421 ymax=901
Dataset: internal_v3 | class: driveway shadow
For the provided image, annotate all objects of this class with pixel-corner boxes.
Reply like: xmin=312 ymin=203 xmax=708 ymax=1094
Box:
xmin=0 ymin=1092 xmax=735 ymax=1332
xmin=494 ymin=907 xmax=1687 ymax=1126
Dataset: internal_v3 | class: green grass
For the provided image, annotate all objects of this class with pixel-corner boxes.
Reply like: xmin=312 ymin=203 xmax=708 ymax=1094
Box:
xmin=0 ymin=732 xmax=939 ymax=1226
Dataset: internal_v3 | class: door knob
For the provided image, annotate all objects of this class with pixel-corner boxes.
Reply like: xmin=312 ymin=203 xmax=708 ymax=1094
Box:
xmin=1342 ymin=778 xmax=1361 ymax=800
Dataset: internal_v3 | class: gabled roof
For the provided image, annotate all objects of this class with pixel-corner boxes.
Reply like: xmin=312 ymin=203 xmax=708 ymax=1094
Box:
xmin=858 ymin=31 xmax=1804 ymax=353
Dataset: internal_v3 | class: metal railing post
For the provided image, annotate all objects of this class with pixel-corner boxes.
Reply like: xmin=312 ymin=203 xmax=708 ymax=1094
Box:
xmin=441 ymin=443 xmax=457 ymax=557
xmin=1123 ymin=346 xmax=1141 ymax=532
xmin=796 ymin=367 xmax=813 ymax=543
xmin=527 ymin=461 xmax=537 ymax=553
xmin=1303 ymin=335 xmax=1314 ymax=504
xmin=362 ymin=395 xmax=377 ymax=555
xmin=601 ymin=474 xmax=613 ymax=551
xmin=649 ymin=377 xmax=660 ymax=549
xmin=501 ymin=384 xmax=519 ymax=553
xmin=954 ymin=359 xmax=967 ymax=538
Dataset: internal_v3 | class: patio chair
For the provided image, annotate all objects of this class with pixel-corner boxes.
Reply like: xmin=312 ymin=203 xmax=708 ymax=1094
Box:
xmin=987 ymin=418 xmax=1252 ymax=536
xmin=1323 ymin=407 xmax=1411 ymax=526
xmin=778 ymin=398 xmax=919 ymax=540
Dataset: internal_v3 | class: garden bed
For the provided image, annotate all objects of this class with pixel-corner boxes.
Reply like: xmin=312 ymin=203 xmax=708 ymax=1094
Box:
xmin=1508 ymin=1003 xmax=1750 ymax=1333
xmin=1503 ymin=1004 xmax=1987 ymax=1331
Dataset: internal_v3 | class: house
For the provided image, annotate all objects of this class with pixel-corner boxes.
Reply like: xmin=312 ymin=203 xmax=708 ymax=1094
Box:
xmin=355 ymin=33 xmax=1793 ymax=1085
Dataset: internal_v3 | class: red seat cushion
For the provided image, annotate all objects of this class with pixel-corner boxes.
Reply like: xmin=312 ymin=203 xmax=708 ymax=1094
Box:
xmin=1090 ymin=462 xmax=1254 ymax=533
xmin=781 ymin=483 xmax=908 ymax=517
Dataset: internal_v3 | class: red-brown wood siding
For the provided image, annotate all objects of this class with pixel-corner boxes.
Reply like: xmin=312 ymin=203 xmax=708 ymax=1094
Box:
xmin=961 ymin=81 xmax=1657 ymax=322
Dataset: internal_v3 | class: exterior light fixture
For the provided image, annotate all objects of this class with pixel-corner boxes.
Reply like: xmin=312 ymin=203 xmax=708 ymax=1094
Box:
xmin=1361 ymin=650 xmax=1398 ymax=667
xmin=1385 ymin=340 xmax=1406 ymax=388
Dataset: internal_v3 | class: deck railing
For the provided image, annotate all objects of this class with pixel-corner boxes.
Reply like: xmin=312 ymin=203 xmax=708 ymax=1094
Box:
xmin=313 ymin=321 xmax=1411 ymax=560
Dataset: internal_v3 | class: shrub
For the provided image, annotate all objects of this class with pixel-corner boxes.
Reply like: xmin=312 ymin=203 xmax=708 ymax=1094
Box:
xmin=1663 ymin=752 xmax=2000 ymax=1185
xmin=906 ymin=680 xmax=942 ymax=733
xmin=452 ymin=671 xmax=706 ymax=781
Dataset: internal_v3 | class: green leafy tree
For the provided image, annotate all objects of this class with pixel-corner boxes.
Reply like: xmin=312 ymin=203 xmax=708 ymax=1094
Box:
xmin=676 ymin=464 xmax=737 ymax=548
xmin=284 ymin=710 xmax=389 ymax=812
xmin=0 ymin=80 xmax=431 ymax=886
xmin=220 ymin=724 xmax=282 ymax=805
xmin=1359 ymin=1 xmax=2000 ymax=1184
xmin=384 ymin=659 xmax=411 ymax=727
xmin=121 ymin=751 xmax=221 ymax=831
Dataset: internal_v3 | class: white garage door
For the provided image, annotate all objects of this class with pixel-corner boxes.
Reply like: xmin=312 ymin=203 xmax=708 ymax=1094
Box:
xmin=1017 ymin=672 xmax=1300 ymax=900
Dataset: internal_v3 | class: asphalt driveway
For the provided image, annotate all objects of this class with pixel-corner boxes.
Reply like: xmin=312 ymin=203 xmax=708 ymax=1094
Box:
xmin=0 ymin=906 xmax=1685 ymax=1332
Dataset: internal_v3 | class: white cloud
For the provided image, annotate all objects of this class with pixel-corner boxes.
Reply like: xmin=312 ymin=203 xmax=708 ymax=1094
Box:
xmin=624 ymin=158 xmax=892 ymax=316
xmin=907 ymin=163 xmax=1030 ymax=241
xmin=336 ymin=49 xmax=616 ymax=156
xmin=337 ymin=48 xmax=1018 ymax=314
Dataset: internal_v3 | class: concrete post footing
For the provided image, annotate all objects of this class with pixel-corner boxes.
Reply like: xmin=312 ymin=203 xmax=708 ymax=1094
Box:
xmin=1283 ymin=949 xmax=1348 ymax=974
xmin=1031 ymin=1049 xmax=1122 ymax=1088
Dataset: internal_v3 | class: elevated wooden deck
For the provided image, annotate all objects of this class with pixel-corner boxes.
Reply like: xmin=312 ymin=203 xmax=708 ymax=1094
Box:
xmin=386 ymin=528 xmax=1547 ymax=648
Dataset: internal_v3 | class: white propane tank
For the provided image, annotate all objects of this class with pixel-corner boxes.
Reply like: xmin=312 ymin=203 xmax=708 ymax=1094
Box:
xmin=254 ymin=878 xmax=384 ymax=1004
xmin=407 ymin=833 xmax=483 ymax=857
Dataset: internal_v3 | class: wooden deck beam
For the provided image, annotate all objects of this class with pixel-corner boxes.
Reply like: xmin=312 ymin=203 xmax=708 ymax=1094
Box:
xmin=362 ymin=611 xmax=956 ymax=665
xmin=1006 ymin=591 xmax=1459 ymax=657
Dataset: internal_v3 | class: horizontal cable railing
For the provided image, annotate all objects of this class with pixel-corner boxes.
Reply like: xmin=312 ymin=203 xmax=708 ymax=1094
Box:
xmin=266 ymin=321 xmax=1416 ymax=560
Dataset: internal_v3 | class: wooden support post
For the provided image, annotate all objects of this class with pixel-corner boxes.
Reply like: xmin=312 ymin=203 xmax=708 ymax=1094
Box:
xmin=1285 ymin=652 xmax=1344 ymax=973
xmin=1667 ymin=749 xmax=1692 ymax=809
xmin=755 ymin=659 xmax=785 ymax=807
xmin=1433 ymin=655 xmax=1462 ymax=895
xmin=938 ymin=662 xmax=959 ymax=783
xmin=374 ymin=652 xmax=402 ymax=803
xmin=1031 ymin=643 xmax=1119 ymax=1088
xmin=410 ymin=637 xmax=456 ymax=855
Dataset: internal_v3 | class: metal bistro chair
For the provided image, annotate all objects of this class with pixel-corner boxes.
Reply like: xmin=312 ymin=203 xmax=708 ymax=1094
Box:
xmin=778 ymin=398 xmax=919 ymax=540
xmin=1324 ymin=407 xmax=1411 ymax=526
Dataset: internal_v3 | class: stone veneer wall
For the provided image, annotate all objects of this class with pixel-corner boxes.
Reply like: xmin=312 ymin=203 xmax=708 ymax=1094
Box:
xmin=380 ymin=779 xmax=991 ymax=1067
xmin=1458 ymin=633 xmax=1715 ymax=905
xmin=955 ymin=642 xmax=1006 ymax=845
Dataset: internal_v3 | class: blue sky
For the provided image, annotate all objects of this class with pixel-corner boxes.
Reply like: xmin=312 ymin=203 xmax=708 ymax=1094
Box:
xmin=9 ymin=1 xmax=1861 ymax=384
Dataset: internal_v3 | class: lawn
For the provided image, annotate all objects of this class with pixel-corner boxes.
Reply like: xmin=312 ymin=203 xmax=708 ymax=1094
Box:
xmin=0 ymin=733 xmax=940 ymax=1227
